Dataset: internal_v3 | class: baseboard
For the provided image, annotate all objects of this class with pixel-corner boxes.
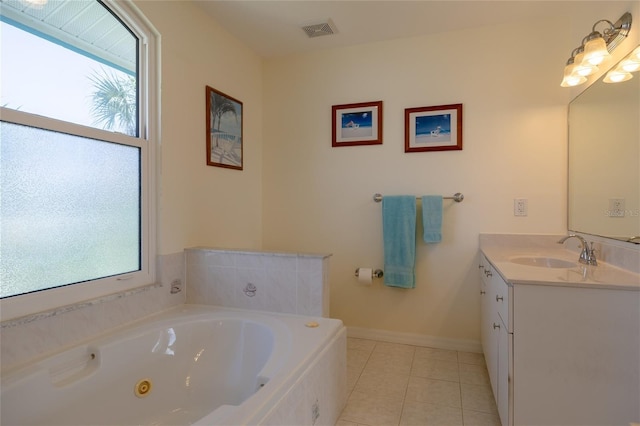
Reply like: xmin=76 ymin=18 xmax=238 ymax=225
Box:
xmin=346 ymin=326 xmax=482 ymax=353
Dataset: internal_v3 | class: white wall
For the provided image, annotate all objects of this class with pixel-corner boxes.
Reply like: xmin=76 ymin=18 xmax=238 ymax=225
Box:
xmin=261 ymin=16 xmax=572 ymax=343
xmin=128 ymin=1 xmax=640 ymax=344
xmin=135 ymin=0 xmax=264 ymax=255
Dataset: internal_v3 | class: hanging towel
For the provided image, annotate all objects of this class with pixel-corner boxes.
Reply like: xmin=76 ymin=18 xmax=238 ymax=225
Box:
xmin=382 ymin=195 xmax=416 ymax=289
xmin=421 ymin=195 xmax=443 ymax=243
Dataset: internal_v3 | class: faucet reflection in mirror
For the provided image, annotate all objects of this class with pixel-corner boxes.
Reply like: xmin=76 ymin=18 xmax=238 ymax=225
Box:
xmin=561 ymin=12 xmax=632 ymax=87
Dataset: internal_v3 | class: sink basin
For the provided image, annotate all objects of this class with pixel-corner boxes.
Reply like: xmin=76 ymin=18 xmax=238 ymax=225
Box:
xmin=510 ymin=256 xmax=577 ymax=268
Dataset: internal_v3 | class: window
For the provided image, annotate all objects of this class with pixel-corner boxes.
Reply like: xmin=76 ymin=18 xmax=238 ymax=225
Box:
xmin=0 ymin=0 xmax=158 ymax=320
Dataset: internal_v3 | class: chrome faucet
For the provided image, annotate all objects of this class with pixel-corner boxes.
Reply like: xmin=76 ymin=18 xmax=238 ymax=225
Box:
xmin=557 ymin=234 xmax=597 ymax=266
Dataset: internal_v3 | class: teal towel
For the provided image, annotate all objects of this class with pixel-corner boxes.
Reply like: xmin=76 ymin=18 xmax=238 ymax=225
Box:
xmin=382 ymin=196 xmax=416 ymax=289
xmin=422 ymin=195 xmax=443 ymax=243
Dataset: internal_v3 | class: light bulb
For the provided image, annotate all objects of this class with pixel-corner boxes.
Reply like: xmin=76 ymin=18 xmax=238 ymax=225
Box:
xmin=620 ymin=59 xmax=640 ymax=73
xmin=583 ymin=36 xmax=610 ymax=65
xmin=561 ymin=64 xmax=587 ymax=87
xmin=573 ymin=51 xmax=598 ymax=76
xmin=603 ymin=70 xmax=633 ymax=83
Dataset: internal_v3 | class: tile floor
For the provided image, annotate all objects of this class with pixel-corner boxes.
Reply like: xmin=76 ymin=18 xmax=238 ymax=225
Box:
xmin=335 ymin=338 xmax=501 ymax=426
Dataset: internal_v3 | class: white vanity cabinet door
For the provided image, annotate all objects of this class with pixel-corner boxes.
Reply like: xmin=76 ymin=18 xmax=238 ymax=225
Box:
xmin=479 ymin=254 xmax=513 ymax=426
xmin=497 ymin=319 xmax=511 ymax=426
xmin=491 ymin=270 xmax=512 ymax=426
xmin=512 ymin=284 xmax=640 ymax=426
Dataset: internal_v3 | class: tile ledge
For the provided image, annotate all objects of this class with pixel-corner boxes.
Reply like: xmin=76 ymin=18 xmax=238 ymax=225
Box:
xmin=1 ymin=282 xmax=162 ymax=329
xmin=185 ymin=246 xmax=332 ymax=259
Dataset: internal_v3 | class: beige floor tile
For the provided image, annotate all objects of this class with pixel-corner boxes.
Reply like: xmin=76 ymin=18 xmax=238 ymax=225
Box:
xmin=348 ymin=348 xmax=372 ymax=374
xmin=340 ymin=339 xmax=499 ymax=426
xmin=414 ymin=346 xmax=458 ymax=362
xmin=335 ymin=420 xmax=362 ymax=426
xmin=460 ymin=383 xmax=498 ymax=414
xmin=400 ymin=400 xmax=463 ymax=426
xmin=354 ymin=369 xmax=409 ymax=401
xmin=462 ymin=409 xmax=502 ymax=426
xmin=348 ymin=338 xmax=377 ymax=353
xmin=364 ymin=350 xmax=414 ymax=376
xmin=347 ymin=368 xmax=362 ymax=394
xmin=411 ymin=357 xmax=460 ymax=382
xmin=457 ymin=351 xmax=485 ymax=366
xmin=405 ymin=376 xmax=462 ymax=408
xmin=372 ymin=341 xmax=416 ymax=357
xmin=339 ymin=390 xmax=404 ymax=426
xmin=458 ymin=363 xmax=490 ymax=386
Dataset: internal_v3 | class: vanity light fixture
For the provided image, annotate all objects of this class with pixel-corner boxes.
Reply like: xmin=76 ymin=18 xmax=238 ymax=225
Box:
xmin=560 ymin=12 xmax=632 ymax=87
xmin=603 ymin=45 xmax=640 ymax=83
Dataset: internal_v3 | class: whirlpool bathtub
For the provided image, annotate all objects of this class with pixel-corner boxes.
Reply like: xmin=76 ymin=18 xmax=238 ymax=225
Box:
xmin=1 ymin=305 xmax=347 ymax=426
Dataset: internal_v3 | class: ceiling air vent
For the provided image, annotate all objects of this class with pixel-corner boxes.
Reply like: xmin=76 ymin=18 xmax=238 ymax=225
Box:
xmin=301 ymin=19 xmax=337 ymax=38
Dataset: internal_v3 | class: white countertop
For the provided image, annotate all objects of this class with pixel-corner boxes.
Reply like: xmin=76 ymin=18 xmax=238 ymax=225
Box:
xmin=480 ymin=234 xmax=640 ymax=291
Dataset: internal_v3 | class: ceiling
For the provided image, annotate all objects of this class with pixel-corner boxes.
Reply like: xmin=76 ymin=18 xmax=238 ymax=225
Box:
xmin=193 ymin=1 xmax=629 ymax=59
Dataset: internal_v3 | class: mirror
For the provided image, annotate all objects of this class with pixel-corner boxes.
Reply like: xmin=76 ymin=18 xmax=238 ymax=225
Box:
xmin=568 ymin=46 xmax=640 ymax=243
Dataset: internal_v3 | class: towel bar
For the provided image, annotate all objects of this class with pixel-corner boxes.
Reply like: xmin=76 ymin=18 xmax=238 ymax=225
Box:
xmin=373 ymin=193 xmax=464 ymax=203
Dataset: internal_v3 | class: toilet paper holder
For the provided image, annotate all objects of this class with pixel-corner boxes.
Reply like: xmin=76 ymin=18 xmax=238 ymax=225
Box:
xmin=355 ymin=268 xmax=384 ymax=279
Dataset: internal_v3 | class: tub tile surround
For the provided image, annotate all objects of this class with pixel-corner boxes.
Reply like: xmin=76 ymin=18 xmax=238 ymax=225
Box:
xmin=262 ymin=327 xmax=347 ymax=426
xmin=185 ymin=247 xmax=331 ymax=317
xmin=0 ymin=252 xmax=185 ymax=372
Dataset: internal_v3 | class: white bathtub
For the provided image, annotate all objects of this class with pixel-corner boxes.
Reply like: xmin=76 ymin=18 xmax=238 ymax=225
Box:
xmin=1 ymin=305 xmax=347 ymax=426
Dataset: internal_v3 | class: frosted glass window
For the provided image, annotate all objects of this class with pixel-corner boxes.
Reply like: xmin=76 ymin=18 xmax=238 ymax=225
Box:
xmin=1 ymin=122 xmax=141 ymax=298
xmin=0 ymin=0 xmax=155 ymax=318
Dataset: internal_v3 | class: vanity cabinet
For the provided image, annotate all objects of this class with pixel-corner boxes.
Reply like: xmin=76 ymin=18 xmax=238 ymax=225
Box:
xmin=479 ymin=253 xmax=640 ymax=426
xmin=479 ymin=254 xmax=511 ymax=425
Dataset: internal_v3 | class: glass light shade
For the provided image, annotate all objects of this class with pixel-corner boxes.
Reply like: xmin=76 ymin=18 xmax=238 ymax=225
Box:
xmin=603 ymin=70 xmax=633 ymax=83
xmin=583 ymin=36 xmax=610 ymax=65
xmin=561 ymin=63 xmax=587 ymax=87
xmin=619 ymin=58 xmax=640 ymax=73
xmin=572 ymin=52 xmax=598 ymax=76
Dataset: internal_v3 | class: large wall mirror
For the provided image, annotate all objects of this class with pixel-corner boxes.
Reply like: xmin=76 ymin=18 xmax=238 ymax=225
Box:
xmin=568 ymin=45 xmax=640 ymax=243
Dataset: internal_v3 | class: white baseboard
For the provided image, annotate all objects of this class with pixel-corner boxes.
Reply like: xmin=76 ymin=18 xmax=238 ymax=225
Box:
xmin=346 ymin=326 xmax=482 ymax=353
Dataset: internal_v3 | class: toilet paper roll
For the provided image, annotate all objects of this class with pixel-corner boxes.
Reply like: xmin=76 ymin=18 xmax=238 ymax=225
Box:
xmin=357 ymin=268 xmax=373 ymax=285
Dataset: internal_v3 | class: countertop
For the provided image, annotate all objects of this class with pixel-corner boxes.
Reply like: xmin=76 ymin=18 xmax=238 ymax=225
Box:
xmin=480 ymin=234 xmax=640 ymax=291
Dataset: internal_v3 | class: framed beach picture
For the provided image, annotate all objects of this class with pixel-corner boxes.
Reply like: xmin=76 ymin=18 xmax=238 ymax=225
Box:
xmin=332 ymin=101 xmax=383 ymax=147
xmin=405 ymin=104 xmax=463 ymax=153
xmin=206 ymin=86 xmax=243 ymax=170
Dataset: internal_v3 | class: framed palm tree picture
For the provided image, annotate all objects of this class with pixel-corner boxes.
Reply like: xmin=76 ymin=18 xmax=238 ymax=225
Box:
xmin=206 ymin=86 xmax=243 ymax=170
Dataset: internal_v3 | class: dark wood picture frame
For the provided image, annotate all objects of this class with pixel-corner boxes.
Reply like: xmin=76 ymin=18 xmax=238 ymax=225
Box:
xmin=405 ymin=103 xmax=463 ymax=153
xmin=332 ymin=100 xmax=383 ymax=147
xmin=206 ymin=86 xmax=243 ymax=170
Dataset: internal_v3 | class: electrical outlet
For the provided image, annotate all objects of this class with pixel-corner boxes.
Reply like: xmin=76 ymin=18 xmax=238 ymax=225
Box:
xmin=514 ymin=198 xmax=528 ymax=216
xmin=608 ymin=198 xmax=625 ymax=217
